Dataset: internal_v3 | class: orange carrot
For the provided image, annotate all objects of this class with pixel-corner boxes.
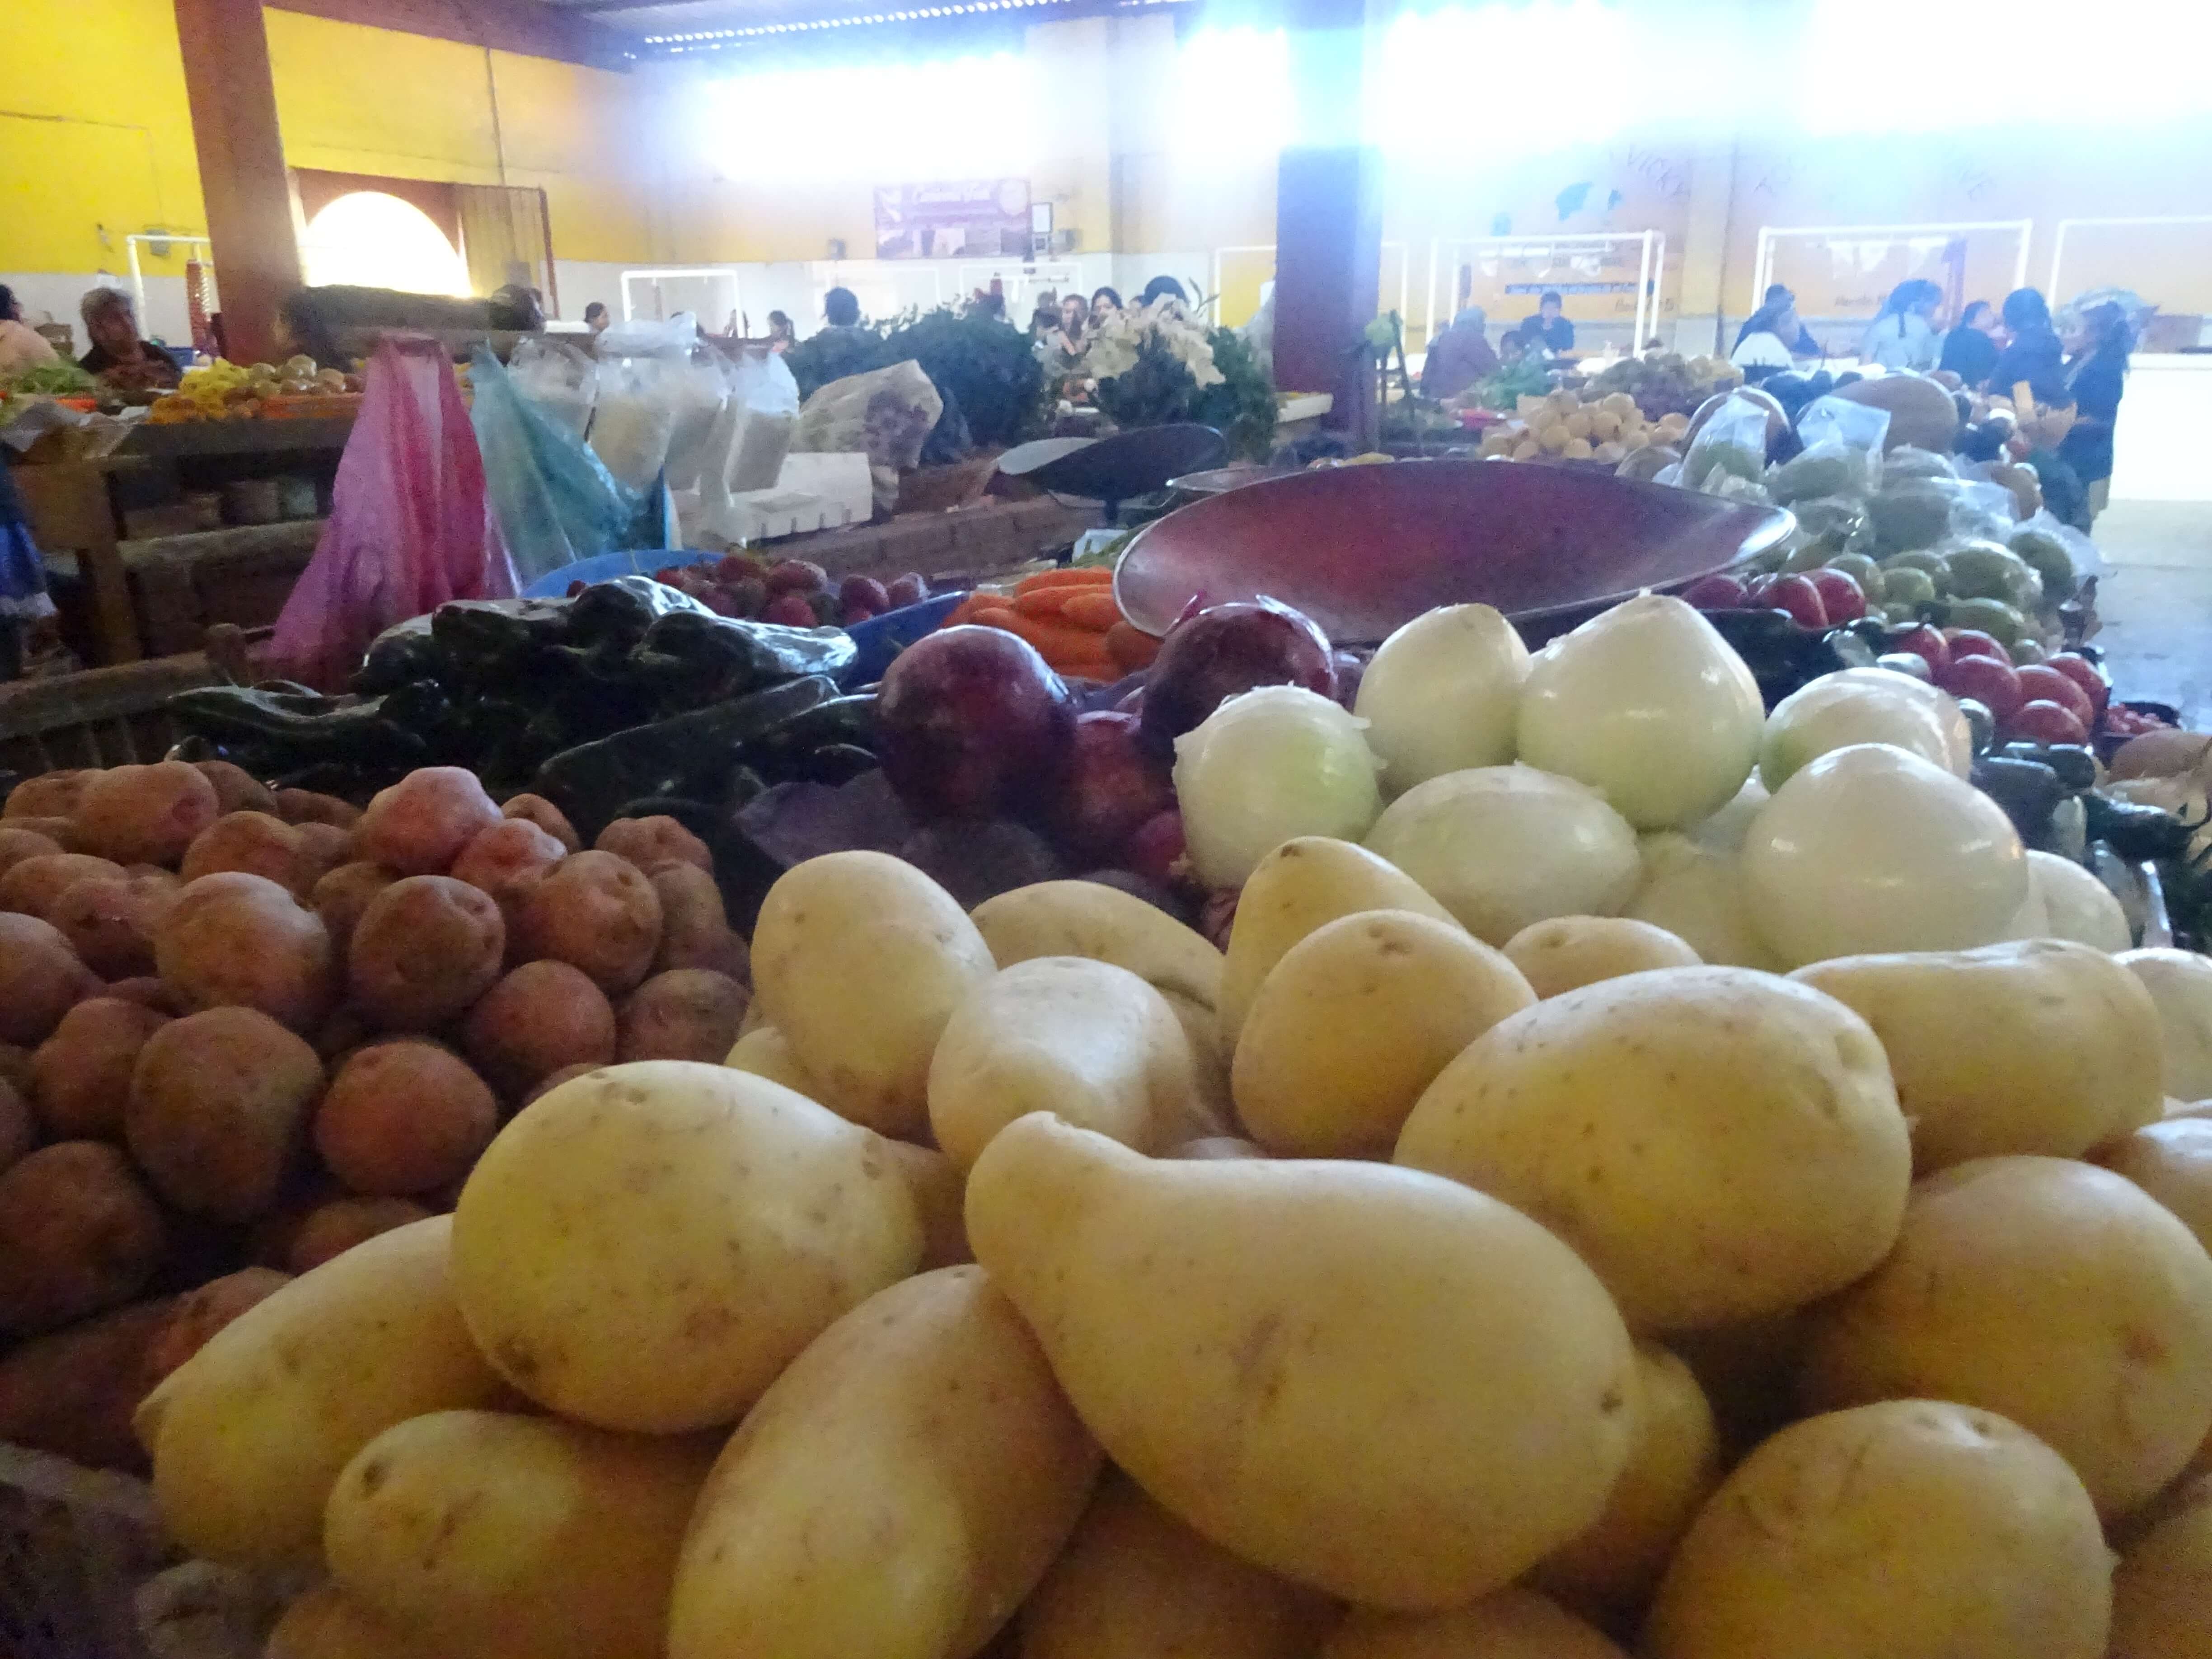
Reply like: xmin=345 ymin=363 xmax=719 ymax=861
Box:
xmin=1060 ymin=590 xmax=1124 ymax=632
xmin=1012 ymin=586 xmax=1074 ymax=619
xmin=1105 ymin=620 xmax=1161 ymax=670
xmin=1012 ymin=565 xmax=1114 ymax=597
xmin=969 ymin=605 xmax=1025 ymax=633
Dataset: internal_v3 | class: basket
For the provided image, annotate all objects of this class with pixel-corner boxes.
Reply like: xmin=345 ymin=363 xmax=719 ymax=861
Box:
xmin=0 ymin=1442 xmax=170 ymax=1659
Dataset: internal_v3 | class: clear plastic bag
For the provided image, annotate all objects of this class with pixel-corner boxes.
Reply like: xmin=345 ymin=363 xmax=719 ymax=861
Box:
xmin=589 ymin=314 xmax=699 ymax=492
xmin=1681 ymin=391 xmax=1772 ymax=493
xmin=269 ymin=336 xmax=514 ymax=689
xmin=724 ymin=347 xmax=801 ymax=493
xmin=1773 ymin=395 xmax=1890 ymax=502
xmin=791 ymin=359 xmax=943 ymax=515
xmin=506 ymin=337 xmax=597 ymax=440
xmin=470 ymin=344 xmax=649 ymax=587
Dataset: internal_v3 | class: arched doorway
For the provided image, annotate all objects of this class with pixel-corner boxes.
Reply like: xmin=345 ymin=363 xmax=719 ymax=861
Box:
xmin=300 ymin=191 xmax=469 ymax=295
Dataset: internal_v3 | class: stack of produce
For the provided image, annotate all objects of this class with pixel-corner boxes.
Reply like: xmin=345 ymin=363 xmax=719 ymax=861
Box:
xmin=149 ymin=357 xmax=360 ymax=423
xmin=938 ymin=567 xmax=1161 ymax=681
xmin=130 ymin=600 xmax=2212 ymax=1659
xmin=1577 ymin=351 xmax=1744 ymax=422
xmin=640 ymin=554 xmax=932 ymax=628
xmin=0 ymin=759 xmax=751 ymax=1475
xmin=1475 ymin=389 xmax=1687 ymax=466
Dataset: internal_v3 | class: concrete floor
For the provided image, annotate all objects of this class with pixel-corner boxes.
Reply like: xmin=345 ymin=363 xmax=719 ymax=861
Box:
xmin=2084 ymin=499 xmax=2212 ymax=726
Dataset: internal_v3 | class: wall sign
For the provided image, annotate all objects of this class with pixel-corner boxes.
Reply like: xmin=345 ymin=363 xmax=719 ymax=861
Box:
xmin=874 ymin=179 xmax=1031 ymax=260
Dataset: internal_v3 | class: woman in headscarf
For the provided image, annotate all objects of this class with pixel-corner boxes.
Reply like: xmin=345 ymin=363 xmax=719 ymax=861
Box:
xmin=1420 ymin=306 xmax=1499 ymax=401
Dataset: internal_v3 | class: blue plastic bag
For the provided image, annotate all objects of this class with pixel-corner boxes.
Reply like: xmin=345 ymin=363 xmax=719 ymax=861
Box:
xmin=471 ymin=344 xmax=654 ymax=586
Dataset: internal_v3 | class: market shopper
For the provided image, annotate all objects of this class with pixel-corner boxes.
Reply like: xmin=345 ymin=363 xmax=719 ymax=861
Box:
xmin=583 ymin=301 xmax=610 ymax=339
xmin=1139 ymin=275 xmax=1188 ymax=310
xmin=75 ymin=286 xmax=181 ymax=390
xmin=1938 ymin=299 xmax=2000 ymax=386
xmin=2058 ymin=300 xmax=2133 ymax=526
xmin=823 ymin=286 xmax=863 ymax=329
xmin=765 ymin=310 xmax=794 ymax=352
xmin=1733 ymin=283 xmax=1821 ymax=356
xmin=1986 ymin=288 xmax=2067 ymax=399
xmin=1057 ymin=293 xmax=1087 ymax=352
xmin=1090 ymin=286 xmax=1122 ymax=324
xmin=1420 ymin=306 xmax=1499 ymax=401
xmin=1859 ymin=280 xmax=1942 ymax=370
xmin=0 ymin=286 xmax=57 ymax=378
xmin=1518 ymin=291 xmax=1574 ymax=355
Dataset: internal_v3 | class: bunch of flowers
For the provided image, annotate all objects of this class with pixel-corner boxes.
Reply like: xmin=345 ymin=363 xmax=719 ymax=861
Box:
xmin=1079 ymin=298 xmax=1226 ymax=393
xmin=1080 ymin=298 xmax=1274 ymax=458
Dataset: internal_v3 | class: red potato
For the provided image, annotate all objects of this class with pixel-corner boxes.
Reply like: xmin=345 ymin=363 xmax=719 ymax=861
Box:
xmin=105 ymin=976 xmax=184 ymax=1015
xmin=0 ymin=851 xmax=127 ymax=918
xmin=155 ymin=872 xmax=337 ymax=1032
xmin=0 ymin=1078 xmax=32 ymax=1176
xmin=286 ymin=1195 xmax=432 ymax=1273
xmin=347 ymin=876 xmax=505 ymax=1030
xmin=311 ymin=861 xmax=402 ymax=957
xmin=180 ymin=811 xmax=306 ymax=892
xmin=5 ymin=815 xmax=84 ymax=852
xmin=515 ymin=850 xmax=662 ymax=994
xmin=0 ymin=826 xmax=64 ymax=880
xmin=0 ymin=1140 xmax=166 ymax=1335
xmin=30 ymin=997 xmax=171 ymax=1141
xmin=313 ymin=1039 xmax=497 ymax=1195
xmin=313 ymin=1005 xmax=377 ymax=1065
xmin=192 ymin=759 xmax=278 ymax=817
xmin=595 ymin=815 xmax=712 ymax=874
xmin=3 ymin=771 xmax=93 ymax=821
xmin=0 ymin=1295 xmax=179 ymax=1471
xmin=461 ymin=959 xmax=617 ymax=1098
xmin=273 ymin=788 xmax=362 ymax=830
xmin=449 ymin=818 xmax=567 ymax=931
xmin=501 ymin=792 xmax=581 ymax=853
xmin=650 ymin=862 xmax=748 ymax=979
xmin=355 ymin=767 xmax=501 ymax=875
xmin=0 ymin=1044 xmax=31 ymax=1099
xmin=292 ymin=820 xmax=355 ymax=888
xmin=0 ymin=912 xmax=101 ymax=1044
xmin=126 ymin=1006 xmax=324 ymax=1222
xmin=71 ymin=761 xmax=220 ymax=867
xmin=520 ymin=1060 xmax=604 ymax=1108
xmin=139 ymin=1266 xmax=290 ymax=1388
xmin=47 ymin=872 xmax=182 ymax=978
xmin=617 ymin=969 xmax=750 ymax=1063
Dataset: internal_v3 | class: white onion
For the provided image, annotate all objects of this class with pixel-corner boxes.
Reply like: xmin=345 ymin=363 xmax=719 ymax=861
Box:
xmin=1515 ymin=594 xmax=1765 ymax=830
xmin=1627 ymin=832 xmax=1785 ymax=970
xmin=2025 ymin=851 xmax=2132 ymax=952
xmin=1759 ymin=667 xmax=1972 ymax=792
xmin=1364 ymin=764 xmax=1641 ymax=945
xmin=2118 ymin=948 xmax=2212 ymax=1099
xmin=1685 ymin=776 xmax=1771 ymax=855
xmin=1173 ymin=686 xmax=1382 ymax=889
xmin=1742 ymin=743 xmax=2028 ymax=967
xmin=1352 ymin=604 xmax=1530 ymax=794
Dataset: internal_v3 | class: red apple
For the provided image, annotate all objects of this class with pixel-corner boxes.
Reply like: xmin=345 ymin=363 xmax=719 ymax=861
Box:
xmin=2014 ymin=665 xmax=2095 ymax=731
xmin=1681 ymin=573 xmax=1749 ymax=610
xmin=1945 ymin=629 xmax=2012 ymax=666
xmin=2009 ymin=699 xmax=2089 ymax=746
xmin=1940 ymin=653 xmax=2024 ymax=722
xmin=1888 ymin=623 xmax=1951 ymax=679
xmin=1749 ymin=574 xmax=1828 ymax=630
xmin=2043 ymin=652 xmax=2110 ymax=717
xmin=1807 ymin=567 xmax=1867 ymax=623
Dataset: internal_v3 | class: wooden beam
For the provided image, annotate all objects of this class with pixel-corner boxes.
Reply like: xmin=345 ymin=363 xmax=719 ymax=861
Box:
xmin=173 ymin=0 xmax=303 ymax=366
xmin=265 ymin=0 xmax=637 ymax=71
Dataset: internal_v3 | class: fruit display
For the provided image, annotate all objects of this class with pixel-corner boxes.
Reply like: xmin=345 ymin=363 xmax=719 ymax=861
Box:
xmin=148 ymin=356 xmax=361 ymax=423
xmin=0 ymin=760 xmax=752 ymax=1474
xmin=1474 ymin=387 xmax=1687 ymax=466
xmin=1577 ymin=350 xmax=1745 ymax=422
xmin=642 ymin=553 xmax=932 ymax=629
xmin=938 ymin=566 xmax=1160 ymax=682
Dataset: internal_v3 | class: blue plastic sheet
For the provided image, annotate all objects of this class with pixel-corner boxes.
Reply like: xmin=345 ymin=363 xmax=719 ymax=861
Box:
xmin=471 ymin=344 xmax=656 ymax=586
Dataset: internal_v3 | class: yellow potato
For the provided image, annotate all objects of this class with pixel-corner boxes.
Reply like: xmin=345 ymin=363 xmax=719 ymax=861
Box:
xmin=1532 ymin=1342 xmax=1725 ymax=1615
xmin=722 ymin=1023 xmax=818 ymax=1094
xmin=965 ymin=1113 xmax=1635 ymax=1610
xmin=1232 ymin=909 xmax=1533 ymax=1158
xmin=750 ymin=851 xmax=995 ymax=1135
xmin=1794 ymin=940 xmax=2164 ymax=1169
xmin=135 ymin=1216 xmax=506 ymax=1569
xmin=1561 ymin=437 xmax=1596 ymax=460
xmin=324 ymin=1409 xmax=716 ymax=1659
xmin=1513 ymin=440 xmax=1541 ymax=461
xmin=929 ymin=956 xmax=1203 ymax=1170
xmin=668 ymin=1265 xmax=1100 ymax=1659
xmin=1538 ymin=423 xmax=1572 ymax=454
xmin=2110 ymin=1472 xmax=2212 ymax=1659
xmin=1645 ymin=1401 xmax=2110 ymax=1659
xmin=451 ymin=1062 xmax=922 ymax=1433
xmin=1320 ymin=1589 xmax=1626 ymax=1659
xmin=1017 ymin=1475 xmax=1336 ymax=1659
xmin=1563 ymin=408 xmax=1595 ymax=441
xmin=1219 ymin=838 xmax=1459 ymax=1050
xmin=2118 ymin=948 xmax=2212 ymax=1101
xmin=2100 ymin=1116 xmax=2212 ymax=1253
xmin=1396 ymin=967 xmax=1910 ymax=1331
xmin=1502 ymin=915 xmax=1701 ymax=998
xmin=1800 ymin=1155 xmax=2212 ymax=1518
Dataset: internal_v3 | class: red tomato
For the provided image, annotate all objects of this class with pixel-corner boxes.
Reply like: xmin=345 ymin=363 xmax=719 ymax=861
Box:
xmin=1888 ymin=623 xmax=1951 ymax=678
xmin=1944 ymin=629 xmax=2013 ymax=666
xmin=2009 ymin=699 xmax=2089 ymax=746
xmin=1807 ymin=568 xmax=1867 ymax=623
xmin=1749 ymin=573 xmax=1828 ymax=630
xmin=2043 ymin=652 xmax=2111 ymax=716
xmin=2015 ymin=665 xmax=2096 ymax=730
xmin=1681 ymin=573 xmax=1750 ymax=609
xmin=1939 ymin=653 xmax=2025 ymax=721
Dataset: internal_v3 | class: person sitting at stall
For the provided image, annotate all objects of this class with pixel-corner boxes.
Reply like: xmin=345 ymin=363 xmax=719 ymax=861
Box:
xmin=764 ymin=310 xmax=794 ymax=353
xmin=1139 ymin=276 xmax=1189 ymax=311
xmin=583 ymin=301 xmax=610 ymax=339
xmin=1518 ymin=291 xmax=1575 ymax=356
xmin=1091 ymin=286 xmax=1122 ymax=326
xmin=1420 ymin=307 xmax=1500 ymax=401
xmin=1057 ymin=293 xmax=1087 ymax=354
xmin=1729 ymin=300 xmax=1804 ymax=379
xmin=1733 ymin=284 xmax=1822 ymax=357
xmin=76 ymin=286 xmax=181 ymax=390
xmin=2057 ymin=300 xmax=2133 ymax=527
xmin=0 ymin=286 xmax=57 ymax=379
xmin=1986 ymin=287 xmax=2065 ymax=398
xmin=1859 ymin=280 xmax=1942 ymax=370
xmin=1937 ymin=299 xmax=2000 ymax=386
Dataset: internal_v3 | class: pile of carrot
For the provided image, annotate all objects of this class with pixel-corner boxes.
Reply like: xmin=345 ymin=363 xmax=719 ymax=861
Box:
xmin=940 ymin=567 xmax=1162 ymax=682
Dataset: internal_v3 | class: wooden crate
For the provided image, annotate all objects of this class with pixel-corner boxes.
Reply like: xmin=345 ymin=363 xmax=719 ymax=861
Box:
xmin=0 ymin=652 xmax=223 ymax=782
xmin=124 ymin=523 xmax=322 ymax=658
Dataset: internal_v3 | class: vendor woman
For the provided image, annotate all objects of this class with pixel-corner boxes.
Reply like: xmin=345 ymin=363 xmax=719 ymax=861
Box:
xmin=77 ymin=286 xmax=181 ymax=391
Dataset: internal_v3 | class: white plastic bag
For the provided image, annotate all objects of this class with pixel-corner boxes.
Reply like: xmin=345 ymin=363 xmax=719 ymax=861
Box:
xmin=589 ymin=314 xmax=698 ymax=492
xmin=506 ymin=337 xmax=597 ymax=440
xmin=791 ymin=360 xmax=943 ymax=515
xmin=726 ymin=348 xmax=801 ymax=492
